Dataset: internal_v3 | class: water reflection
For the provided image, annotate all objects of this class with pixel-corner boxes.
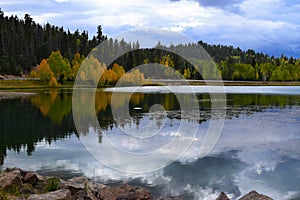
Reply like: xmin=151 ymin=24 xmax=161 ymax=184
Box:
xmin=0 ymin=88 xmax=300 ymax=199
xmin=1 ymin=90 xmax=300 ymax=162
xmin=0 ymin=93 xmax=75 ymax=165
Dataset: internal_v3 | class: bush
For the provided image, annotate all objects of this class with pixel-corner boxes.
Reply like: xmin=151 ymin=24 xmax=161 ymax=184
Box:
xmin=44 ymin=177 xmax=60 ymax=192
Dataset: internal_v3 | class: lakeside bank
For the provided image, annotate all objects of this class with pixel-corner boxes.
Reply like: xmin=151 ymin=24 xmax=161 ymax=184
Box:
xmin=0 ymin=168 xmax=273 ymax=200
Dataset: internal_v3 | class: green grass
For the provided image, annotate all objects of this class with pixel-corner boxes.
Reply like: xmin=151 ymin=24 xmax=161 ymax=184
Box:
xmin=0 ymin=185 xmax=21 ymax=200
xmin=44 ymin=177 xmax=60 ymax=192
xmin=189 ymin=80 xmax=300 ymax=86
xmin=1 ymin=79 xmax=300 ymax=90
xmin=0 ymin=80 xmax=74 ymax=90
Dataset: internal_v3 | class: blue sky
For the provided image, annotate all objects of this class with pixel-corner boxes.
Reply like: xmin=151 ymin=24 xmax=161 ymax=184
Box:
xmin=1 ymin=0 xmax=299 ymax=57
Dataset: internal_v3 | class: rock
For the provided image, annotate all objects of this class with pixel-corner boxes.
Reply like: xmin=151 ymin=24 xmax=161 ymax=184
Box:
xmin=130 ymin=188 xmax=152 ymax=199
xmin=88 ymin=182 xmax=107 ymax=197
xmin=87 ymin=181 xmax=106 ymax=198
xmin=61 ymin=176 xmax=88 ymax=195
xmin=163 ymin=197 xmax=184 ymax=200
xmin=4 ymin=167 xmax=24 ymax=174
xmin=216 ymin=192 xmax=230 ymax=200
xmin=68 ymin=176 xmax=89 ymax=184
xmin=22 ymin=171 xmax=40 ymax=186
xmin=28 ymin=189 xmax=72 ymax=200
xmin=99 ymin=184 xmax=153 ymax=200
xmin=20 ymin=183 xmax=34 ymax=194
xmin=0 ymin=168 xmax=22 ymax=190
xmin=73 ymin=190 xmax=88 ymax=200
xmin=60 ymin=176 xmax=97 ymax=200
xmin=239 ymin=190 xmax=273 ymax=200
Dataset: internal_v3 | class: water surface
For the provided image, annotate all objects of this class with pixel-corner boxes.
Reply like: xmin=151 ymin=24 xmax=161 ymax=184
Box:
xmin=0 ymin=86 xmax=300 ymax=199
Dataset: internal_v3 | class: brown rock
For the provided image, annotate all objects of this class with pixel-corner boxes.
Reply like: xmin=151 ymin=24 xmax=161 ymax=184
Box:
xmin=22 ymin=171 xmax=39 ymax=186
xmin=87 ymin=182 xmax=106 ymax=199
xmin=99 ymin=184 xmax=152 ymax=200
xmin=60 ymin=176 xmax=97 ymax=200
xmin=68 ymin=176 xmax=89 ymax=184
xmin=239 ymin=190 xmax=273 ymax=200
xmin=0 ymin=168 xmax=22 ymax=190
xmin=28 ymin=189 xmax=72 ymax=200
xmin=163 ymin=197 xmax=183 ymax=200
xmin=20 ymin=183 xmax=34 ymax=194
xmin=60 ymin=176 xmax=88 ymax=195
xmin=72 ymin=189 xmax=97 ymax=200
xmin=216 ymin=192 xmax=230 ymax=200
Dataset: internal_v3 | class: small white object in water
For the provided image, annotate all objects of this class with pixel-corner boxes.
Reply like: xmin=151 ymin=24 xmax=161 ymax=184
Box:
xmin=133 ymin=107 xmax=142 ymax=110
xmin=170 ymin=132 xmax=181 ymax=137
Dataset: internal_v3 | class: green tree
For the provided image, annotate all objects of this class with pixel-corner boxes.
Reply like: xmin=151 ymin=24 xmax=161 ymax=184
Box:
xmin=259 ymin=63 xmax=274 ymax=81
xmin=47 ymin=50 xmax=71 ymax=83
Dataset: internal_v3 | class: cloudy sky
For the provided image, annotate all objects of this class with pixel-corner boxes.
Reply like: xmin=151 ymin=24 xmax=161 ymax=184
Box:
xmin=1 ymin=0 xmax=300 ymax=57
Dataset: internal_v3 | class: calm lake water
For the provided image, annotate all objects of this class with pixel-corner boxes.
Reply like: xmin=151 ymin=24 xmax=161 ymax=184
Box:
xmin=1 ymin=86 xmax=300 ymax=200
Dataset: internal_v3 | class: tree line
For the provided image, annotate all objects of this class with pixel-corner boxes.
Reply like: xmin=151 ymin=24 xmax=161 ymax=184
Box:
xmin=0 ymin=9 xmax=105 ymax=75
xmin=0 ymin=9 xmax=299 ymax=82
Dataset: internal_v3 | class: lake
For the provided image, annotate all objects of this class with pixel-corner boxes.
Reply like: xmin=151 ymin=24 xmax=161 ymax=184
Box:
xmin=1 ymin=86 xmax=300 ymax=200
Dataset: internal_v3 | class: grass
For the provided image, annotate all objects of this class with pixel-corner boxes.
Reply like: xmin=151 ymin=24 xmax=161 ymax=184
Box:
xmin=0 ymin=80 xmax=74 ymax=90
xmin=44 ymin=177 xmax=60 ymax=192
xmin=0 ymin=185 xmax=21 ymax=200
xmin=0 ymin=79 xmax=300 ymax=90
xmin=189 ymin=80 xmax=300 ymax=86
xmin=141 ymin=80 xmax=300 ymax=86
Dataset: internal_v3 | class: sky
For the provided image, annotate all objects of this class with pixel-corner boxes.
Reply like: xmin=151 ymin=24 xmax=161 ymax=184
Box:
xmin=0 ymin=0 xmax=300 ymax=57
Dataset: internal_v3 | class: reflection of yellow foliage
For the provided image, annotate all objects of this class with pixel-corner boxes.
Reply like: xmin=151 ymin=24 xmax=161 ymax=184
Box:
xmin=130 ymin=93 xmax=144 ymax=105
xmin=30 ymin=91 xmax=72 ymax=124
xmin=95 ymin=92 xmax=111 ymax=113
xmin=94 ymin=91 xmax=144 ymax=113
xmin=30 ymin=91 xmax=57 ymax=117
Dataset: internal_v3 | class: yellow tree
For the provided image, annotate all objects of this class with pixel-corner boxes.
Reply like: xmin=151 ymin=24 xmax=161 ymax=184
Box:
xmin=37 ymin=59 xmax=54 ymax=83
xmin=160 ymin=55 xmax=175 ymax=78
xmin=71 ymin=53 xmax=85 ymax=80
xmin=79 ymin=55 xmax=106 ymax=84
xmin=112 ymin=63 xmax=125 ymax=80
xmin=30 ymin=70 xmax=38 ymax=78
xmin=106 ymin=69 xmax=118 ymax=85
xmin=183 ymin=68 xmax=191 ymax=79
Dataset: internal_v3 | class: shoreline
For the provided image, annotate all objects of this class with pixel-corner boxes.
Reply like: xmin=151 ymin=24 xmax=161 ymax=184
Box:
xmin=1 ymin=79 xmax=300 ymax=90
xmin=0 ymin=167 xmax=273 ymax=200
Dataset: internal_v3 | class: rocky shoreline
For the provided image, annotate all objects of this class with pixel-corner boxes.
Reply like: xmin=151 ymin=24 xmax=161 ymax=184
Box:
xmin=0 ymin=168 xmax=273 ymax=200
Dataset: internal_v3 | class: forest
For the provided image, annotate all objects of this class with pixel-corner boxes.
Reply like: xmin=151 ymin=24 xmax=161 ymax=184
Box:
xmin=0 ymin=9 xmax=299 ymax=84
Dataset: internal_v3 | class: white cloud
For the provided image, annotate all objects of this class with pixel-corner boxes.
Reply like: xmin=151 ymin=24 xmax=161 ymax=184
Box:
xmin=54 ymin=0 xmax=69 ymax=2
xmin=1 ymin=0 xmax=299 ymax=56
